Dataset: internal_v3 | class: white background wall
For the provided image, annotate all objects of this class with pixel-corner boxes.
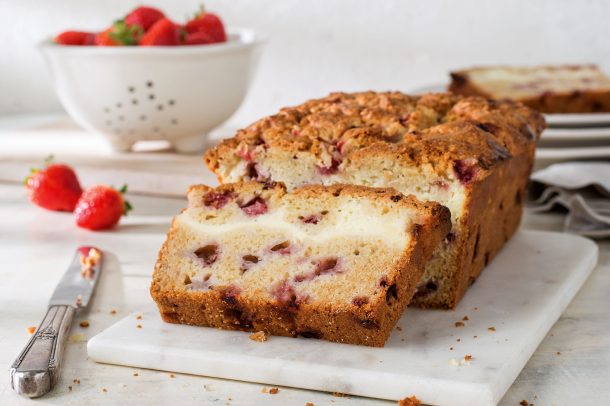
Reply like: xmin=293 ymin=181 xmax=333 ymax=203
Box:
xmin=1 ymin=0 xmax=609 ymax=126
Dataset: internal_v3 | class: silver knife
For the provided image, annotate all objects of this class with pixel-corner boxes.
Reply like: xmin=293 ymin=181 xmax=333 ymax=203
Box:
xmin=10 ymin=246 xmax=103 ymax=398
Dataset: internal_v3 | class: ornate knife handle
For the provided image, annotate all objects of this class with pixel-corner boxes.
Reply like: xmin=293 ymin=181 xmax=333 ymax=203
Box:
xmin=10 ymin=305 xmax=75 ymax=398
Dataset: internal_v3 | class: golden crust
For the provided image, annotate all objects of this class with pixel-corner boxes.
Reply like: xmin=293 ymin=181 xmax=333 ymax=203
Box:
xmin=151 ymin=181 xmax=451 ymax=347
xmin=204 ymin=91 xmax=544 ymax=178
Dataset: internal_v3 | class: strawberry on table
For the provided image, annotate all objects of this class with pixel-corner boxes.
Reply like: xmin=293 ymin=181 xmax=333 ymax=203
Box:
xmin=74 ymin=185 xmax=133 ymax=231
xmin=124 ymin=6 xmax=165 ymax=31
xmin=185 ymin=9 xmax=227 ymax=43
xmin=139 ymin=18 xmax=181 ymax=46
xmin=25 ymin=157 xmax=83 ymax=212
xmin=54 ymin=31 xmax=96 ymax=46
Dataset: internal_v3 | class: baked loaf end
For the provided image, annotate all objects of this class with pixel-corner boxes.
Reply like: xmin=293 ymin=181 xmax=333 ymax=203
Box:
xmin=449 ymin=65 xmax=610 ymax=113
xmin=204 ymin=92 xmax=545 ymax=308
xmin=151 ymin=181 xmax=451 ymax=347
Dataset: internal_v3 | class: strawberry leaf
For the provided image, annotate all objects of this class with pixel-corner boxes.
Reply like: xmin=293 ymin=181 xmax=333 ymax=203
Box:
xmin=123 ymin=199 xmax=133 ymax=215
xmin=110 ymin=19 xmax=143 ymax=45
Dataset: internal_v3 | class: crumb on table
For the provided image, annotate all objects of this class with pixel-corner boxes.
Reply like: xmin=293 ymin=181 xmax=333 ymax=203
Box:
xmin=249 ymin=331 xmax=269 ymax=342
xmin=306 ymin=403 xmax=315 ymax=406
xmin=136 ymin=324 xmax=142 ymax=329
xmin=133 ymin=372 xmax=139 ymax=377
xmin=462 ymin=315 xmax=469 ymax=321
xmin=110 ymin=309 xmax=117 ymax=315
xmin=454 ymin=321 xmax=465 ymax=327
xmin=261 ymin=387 xmax=267 ymax=393
xmin=464 ymin=354 xmax=473 ymax=362
xmin=26 ymin=326 xmax=36 ymax=335
xmin=332 ymin=392 xmax=348 ymax=397
xmin=136 ymin=314 xmax=143 ymax=320
xmin=69 ymin=333 xmax=87 ymax=343
xmin=169 ymin=373 xmax=175 ymax=378
xmin=68 ymin=385 xmax=72 ymax=391
xmin=488 ymin=326 xmax=496 ymax=332
xmin=79 ymin=320 xmax=90 ymax=328
xmin=269 ymin=387 xmax=279 ymax=394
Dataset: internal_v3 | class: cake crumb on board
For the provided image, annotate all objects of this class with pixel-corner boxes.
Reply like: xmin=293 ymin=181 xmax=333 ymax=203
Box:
xmin=249 ymin=331 xmax=269 ymax=342
xmin=398 ymin=395 xmax=421 ymax=406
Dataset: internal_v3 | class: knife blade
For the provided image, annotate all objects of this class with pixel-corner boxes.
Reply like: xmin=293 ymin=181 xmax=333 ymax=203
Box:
xmin=10 ymin=246 xmax=104 ymax=398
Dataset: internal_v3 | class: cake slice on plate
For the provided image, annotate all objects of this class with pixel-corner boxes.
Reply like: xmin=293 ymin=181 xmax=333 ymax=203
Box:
xmin=151 ymin=181 xmax=451 ymax=347
xmin=449 ymin=64 xmax=610 ymax=113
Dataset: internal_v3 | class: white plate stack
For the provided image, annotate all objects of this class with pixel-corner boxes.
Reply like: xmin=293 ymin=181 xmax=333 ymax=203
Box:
xmin=538 ymin=113 xmax=610 ymax=166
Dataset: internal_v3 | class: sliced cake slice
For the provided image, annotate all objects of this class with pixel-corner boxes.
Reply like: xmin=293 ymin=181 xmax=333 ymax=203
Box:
xmin=151 ymin=181 xmax=451 ymax=347
xmin=449 ymin=64 xmax=610 ymax=113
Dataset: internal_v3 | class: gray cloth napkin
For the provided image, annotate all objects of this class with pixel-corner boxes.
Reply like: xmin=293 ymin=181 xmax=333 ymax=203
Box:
xmin=529 ymin=162 xmax=610 ymax=238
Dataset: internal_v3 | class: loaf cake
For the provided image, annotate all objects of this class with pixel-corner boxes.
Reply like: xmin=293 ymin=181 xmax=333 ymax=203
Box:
xmin=151 ymin=181 xmax=451 ymax=346
xmin=205 ymin=92 xmax=545 ymax=308
xmin=449 ymin=65 xmax=610 ymax=114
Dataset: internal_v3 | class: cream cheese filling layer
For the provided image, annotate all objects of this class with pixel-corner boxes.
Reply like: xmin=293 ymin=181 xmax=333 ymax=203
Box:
xmin=178 ymin=202 xmax=412 ymax=249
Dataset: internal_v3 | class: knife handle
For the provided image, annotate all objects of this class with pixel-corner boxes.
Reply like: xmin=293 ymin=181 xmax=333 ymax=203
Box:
xmin=10 ymin=305 xmax=75 ymax=398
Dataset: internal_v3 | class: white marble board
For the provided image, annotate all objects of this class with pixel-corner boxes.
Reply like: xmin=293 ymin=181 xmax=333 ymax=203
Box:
xmin=88 ymin=230 xmax=598 ymax=406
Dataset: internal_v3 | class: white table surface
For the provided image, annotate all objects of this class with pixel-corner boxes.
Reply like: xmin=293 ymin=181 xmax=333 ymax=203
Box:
xmin=0 ymin=184 xmax=608 ymax=406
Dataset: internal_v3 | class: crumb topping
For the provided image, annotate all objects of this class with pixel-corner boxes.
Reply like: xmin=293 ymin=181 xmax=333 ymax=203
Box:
xmin=206 ymin=92 xmax=545 ymax=178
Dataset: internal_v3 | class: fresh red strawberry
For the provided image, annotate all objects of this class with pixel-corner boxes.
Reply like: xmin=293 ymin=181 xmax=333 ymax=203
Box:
xmin=74 ymin=185 xmax=132 ymax=231
xmin=55 ymin=31 xmax=96 ymax=46
xmin=124 ymin=6 xmax=165 ymax=31
xmin=184 ymin=30 xmax=214 ymax=45
xmin=25 ymin=157 xmax=83 ymax=212
xmin=139 ymin=18 xmax=180 ymax=46
xmin=185 ymin=12 xmax=227 ymax=43
xmin=95 ymin=20 xmax=143 ymax=46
